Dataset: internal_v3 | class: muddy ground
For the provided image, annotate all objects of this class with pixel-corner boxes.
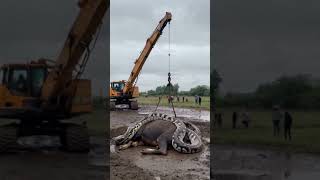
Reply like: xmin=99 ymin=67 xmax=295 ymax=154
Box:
xmin=0 ymin=136 xmax=107 ymax=180
xmin=110 ymin=106 xmax=210 ymax=180
xmin=212 ymin=145 xmax=320 ymax=180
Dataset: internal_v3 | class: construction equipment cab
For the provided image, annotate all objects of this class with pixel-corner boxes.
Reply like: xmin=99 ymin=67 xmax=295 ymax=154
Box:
xmin=110 ymin=12 xmax=172 ymax=110
xmin=0 ymin=0 xmax=108 ymax=152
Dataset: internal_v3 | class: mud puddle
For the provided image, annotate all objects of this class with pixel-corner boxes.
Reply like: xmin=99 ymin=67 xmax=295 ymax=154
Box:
xmin=213 ymin=145 xmax=320 ymax=180
xmin=110 ymin=108 xmax=210 ymax=180
xmin=138 ymin=105 xmax=210 ymax=122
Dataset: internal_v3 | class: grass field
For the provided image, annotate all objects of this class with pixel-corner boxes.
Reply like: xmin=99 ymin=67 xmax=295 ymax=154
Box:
xmin=214 ymin=108 xmax=320 ymax=154
xmin=137 ymin=96 xmax=210 ymax=110
xmin=73 ymin=108 xmax=107 ymax=136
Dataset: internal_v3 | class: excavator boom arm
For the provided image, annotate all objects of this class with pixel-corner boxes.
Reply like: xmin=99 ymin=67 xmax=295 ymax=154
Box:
xmin=123 ymin=12 xmax=172 ymax=94
xmin=41 ymin=0 xmax=108 ymax=104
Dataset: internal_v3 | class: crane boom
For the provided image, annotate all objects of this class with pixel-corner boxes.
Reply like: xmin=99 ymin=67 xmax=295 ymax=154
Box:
xmin=41 ymin=0 xmax=108 ymax=104
xmin=123 ymin=12 xmax=172 ymax=94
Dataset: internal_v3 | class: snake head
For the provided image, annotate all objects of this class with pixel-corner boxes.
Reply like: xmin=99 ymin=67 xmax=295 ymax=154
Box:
xmin=113 ymin=135 xmax=126 ymax=145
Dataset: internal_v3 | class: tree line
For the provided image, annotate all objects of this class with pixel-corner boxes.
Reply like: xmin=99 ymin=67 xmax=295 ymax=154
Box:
xmin=216 ymin=73 xmax=320 ymax=109
xmin=141 ymin=84 xmax=210 ymax=96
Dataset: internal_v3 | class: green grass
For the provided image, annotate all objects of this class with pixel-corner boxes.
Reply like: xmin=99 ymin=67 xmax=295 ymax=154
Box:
xmin=137 ymin=96 xmax=210 ymax=110
xmin=214 ymin=108 xmax=320 ymax=154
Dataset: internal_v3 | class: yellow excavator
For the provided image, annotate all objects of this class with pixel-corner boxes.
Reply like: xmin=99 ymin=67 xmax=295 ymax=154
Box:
xmin=110 ymin=12 xmax=172 ymax=110
xmin=0 ymin=0 xmax=108 ymax=152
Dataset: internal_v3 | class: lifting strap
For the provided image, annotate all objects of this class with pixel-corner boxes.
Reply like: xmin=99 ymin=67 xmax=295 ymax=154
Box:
xmin=154 ymin=22 xmax=177 ymax=117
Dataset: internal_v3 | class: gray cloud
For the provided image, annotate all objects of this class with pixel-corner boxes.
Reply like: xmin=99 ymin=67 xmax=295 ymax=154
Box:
xmin=111 ymin=0 xmax=210 ymax=91
xmin=213 ymin=0 xmax=320 ymax=93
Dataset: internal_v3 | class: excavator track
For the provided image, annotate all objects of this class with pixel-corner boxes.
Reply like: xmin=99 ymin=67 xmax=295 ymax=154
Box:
xmin=61 ymin=124 xmax=90 ymax=152
xmin=129 ymin=101 xmax=138 ymax=110
xmin=0 ymin=124 xmax=18 ymax=152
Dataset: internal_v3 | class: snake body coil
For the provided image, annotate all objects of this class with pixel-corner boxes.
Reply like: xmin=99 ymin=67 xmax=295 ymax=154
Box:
xmin=113 ymin=112 xmax=203 ymax=154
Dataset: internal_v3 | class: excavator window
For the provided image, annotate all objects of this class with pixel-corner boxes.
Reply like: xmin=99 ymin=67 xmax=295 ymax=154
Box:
xmin=111 ymin=82 xmax=125 ymax=92
xmin=0 ymin=68 xmax=3 ymax=85
xmin=30 ymin=68 xmax=46 ymax=97
xmin=0 ymin=67 xmax=8 ymax=85
xmin=4 ymin=66 xmax=47 ymax=97
xmin=8 ymin=68 xmax=28 ymax=96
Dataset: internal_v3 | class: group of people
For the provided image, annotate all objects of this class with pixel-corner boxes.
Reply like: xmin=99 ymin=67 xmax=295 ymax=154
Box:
xmin=195 ymin=95 xmax=202 ymax=106
xmin=214 ymin=105 xmax=293 ymax=141
xmin=272 ymin=106 xmax=293 ymax=140
xmin=165 ymin=95 xmax=202 ymax=106
xmin=214 ymin=110 xmax=251 ymax=128
xmin=232 ymin=110 xmax=251 ymax=128
xmin=167 ymin=96 xmax=189 ymax=103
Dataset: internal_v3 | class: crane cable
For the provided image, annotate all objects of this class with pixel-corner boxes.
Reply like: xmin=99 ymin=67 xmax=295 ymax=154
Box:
xmin=154 ymin=21 xmax=177 ymax=117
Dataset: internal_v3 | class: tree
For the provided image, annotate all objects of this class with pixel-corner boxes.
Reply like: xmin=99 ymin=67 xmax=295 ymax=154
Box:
xmin=211 ymin=69 xmax=222 ymax=92
xmin=145 ymin=84 xmax=209 ymax=97
xmin=190 ymin=85 xmax=210 ymax=96
xmin=254 ymin=74 xmax=312 ymax=108
xmin=147 ymin=90 xmax=156 ymax=96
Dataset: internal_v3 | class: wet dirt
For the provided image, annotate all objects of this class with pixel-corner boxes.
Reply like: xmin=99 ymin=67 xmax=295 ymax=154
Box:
xmin=110 ymin=106 xmax=210 ymax=180
xmin=139 ymin=105 xmax=210 ymax=122
xmin=212 ymin=145 xmax=320 ymax=180
xmin=0 ymin=136 xmax=107 ymax=180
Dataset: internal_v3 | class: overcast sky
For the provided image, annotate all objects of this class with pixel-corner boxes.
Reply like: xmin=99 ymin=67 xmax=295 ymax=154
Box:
xmin=214 ymin=0 xmax=320 ymax=93
xmin=110 ymin=0 xmax=210 ymax=92
xmin=0 ymin=0 xmax=109 ymax=96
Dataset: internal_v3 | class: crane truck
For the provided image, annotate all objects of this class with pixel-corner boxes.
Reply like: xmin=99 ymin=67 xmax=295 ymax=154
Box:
xmin=0 ymin=0 xmax=109 ymax=152
xmin=110 ymin=12 xmax=172 ymax=110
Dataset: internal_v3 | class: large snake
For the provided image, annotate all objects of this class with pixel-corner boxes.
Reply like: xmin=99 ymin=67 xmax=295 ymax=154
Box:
xmin=113 ymin=112 xmax=203 ymax=154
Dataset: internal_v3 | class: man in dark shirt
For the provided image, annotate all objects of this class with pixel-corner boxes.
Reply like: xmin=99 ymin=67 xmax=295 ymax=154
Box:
xmin=217 ymin=113 xmax=223 ymax=128
xmin=232 ymin=111 xmax=238 ymax=129
xmin=284 ymin=111 xmax=293 ymax=140
xmin=272 ymin=106 xmax=283 ymax=136
xmin=14 ymin=74 xmax=27 ymax=96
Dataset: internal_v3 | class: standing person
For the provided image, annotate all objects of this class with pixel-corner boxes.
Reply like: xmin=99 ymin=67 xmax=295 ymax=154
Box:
xmin=217 ymin=113 xmax=223 ymax=128
xmin=199 ymin=96 xmax=202 ymax=106
xmin=284 ymin=111 xmax=293 ymax=140
xmin=183 ymin=96 xmax=185 ymax=102
xmin=177 ymin=96 xmax=180 ymax=102
xmin=232 ymin=111 xmax=238 ymax=129
xmin=272 ymin=106 xmax=283 ymax=137
xmin=195 ymin=95 xmax=198 ymax=104
xmin=241 ymin=110 xmax=250 ymax=128
xmin=214 ymin=113 xmax=218 ymax=127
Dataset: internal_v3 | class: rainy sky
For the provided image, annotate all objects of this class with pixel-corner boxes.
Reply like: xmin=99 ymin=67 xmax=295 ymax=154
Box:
xmin=213 ymin=0 xmax=320 ymax=93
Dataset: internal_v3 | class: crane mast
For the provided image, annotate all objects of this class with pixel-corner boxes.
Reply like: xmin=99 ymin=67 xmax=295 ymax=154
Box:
xmin=41 ymin=0 xmax=108 ymax=106
xmin=123 ymin=12 xmax=172 ymax=94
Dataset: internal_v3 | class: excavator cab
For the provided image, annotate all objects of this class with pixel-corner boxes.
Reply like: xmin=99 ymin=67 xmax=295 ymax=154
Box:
xmin=109 ymin=80 xmax=139 ymax=110
xmin=0 ymin=63 xmax=47 ymax=119
xmin=110 ymin=81 xmax=125 ymax=93
xmin=0 ymin=64 xmax=47 ymax=97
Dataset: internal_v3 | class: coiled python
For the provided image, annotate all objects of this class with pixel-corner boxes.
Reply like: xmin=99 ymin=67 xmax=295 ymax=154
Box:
xmin=113 ymin=112 xmax=202 ymax=154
